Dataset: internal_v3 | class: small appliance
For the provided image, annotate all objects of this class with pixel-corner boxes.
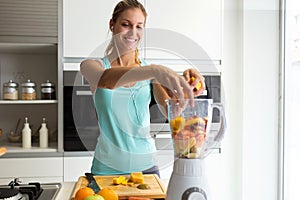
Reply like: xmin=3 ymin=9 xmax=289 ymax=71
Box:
xmin=166 ymin=99 xmax=226 ymax=200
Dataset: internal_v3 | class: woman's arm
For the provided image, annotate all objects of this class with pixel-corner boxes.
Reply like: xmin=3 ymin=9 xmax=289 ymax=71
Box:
xmin=81 ymin=59 xmax=194 ymax=105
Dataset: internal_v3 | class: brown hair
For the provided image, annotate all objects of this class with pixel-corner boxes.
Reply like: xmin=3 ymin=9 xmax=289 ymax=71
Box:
xmin=105 ymin=0 xmax=147 ymax=64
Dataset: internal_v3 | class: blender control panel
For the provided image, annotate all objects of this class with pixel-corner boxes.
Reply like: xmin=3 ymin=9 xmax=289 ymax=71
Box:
xmin=182 ymin=187 xmax=207 ymax=200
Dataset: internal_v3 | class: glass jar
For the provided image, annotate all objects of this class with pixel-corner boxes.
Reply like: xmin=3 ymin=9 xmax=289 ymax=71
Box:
xmin=41 ymin=80 xmax=56 ymax=100
xmin=21 ymin=80 xmax=36 ymax=100
xmin=3 ymin=80 xmax=19 ymax=100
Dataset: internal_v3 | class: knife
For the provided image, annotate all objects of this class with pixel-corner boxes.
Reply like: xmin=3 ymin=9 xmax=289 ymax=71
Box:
xmin=85 ymin=173 xmax=101 ymax=193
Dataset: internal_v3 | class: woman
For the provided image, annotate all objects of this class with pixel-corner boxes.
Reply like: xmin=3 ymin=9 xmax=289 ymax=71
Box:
xmin=80 ymin=0 xmax=205 ymax=176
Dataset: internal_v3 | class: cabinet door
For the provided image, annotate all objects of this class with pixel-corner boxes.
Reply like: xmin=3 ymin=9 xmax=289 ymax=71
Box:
xmin=0 ymin=0 xmax=58 ymax=43
xmin=63 ymin=0 xmax=123 ymax=58
xmin=144 ymin=0 xmax=222 ymax=61
xmin=0 ymin=157 xmax=63 ymax=184
xmin=63 ymin=156 xmax=93 ymax=182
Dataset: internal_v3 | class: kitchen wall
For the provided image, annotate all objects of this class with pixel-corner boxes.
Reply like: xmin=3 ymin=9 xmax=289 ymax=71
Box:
xmin=215 ymin=0 xmax=279 ymax=200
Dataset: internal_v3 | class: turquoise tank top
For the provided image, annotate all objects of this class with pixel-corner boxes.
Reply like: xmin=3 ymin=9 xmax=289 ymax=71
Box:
xmin=91 ymin=57 xmax=156 ymax=175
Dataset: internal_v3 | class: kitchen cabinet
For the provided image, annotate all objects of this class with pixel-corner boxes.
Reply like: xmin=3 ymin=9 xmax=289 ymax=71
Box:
xmin=0 ymin=50 xmax=59 ymax=153
xmin=62 ymin=0 xmax=222 ymax=62
xmin=144 ymin=0 xmax=223 ymax=61
xmin=145 ymin=0 xmax=223 ymax=61
xmin=0 ymin=157 xmax=63 ymax=184
xmin=63 ymin=0 xmax=123 ymax=58
xmin=0 ymin=0 xmax=58 ymax=44
xmin=63 ymin=155 xmax=94 ymax=182
xmin=0 ymin=0 xmax=61 ymax=154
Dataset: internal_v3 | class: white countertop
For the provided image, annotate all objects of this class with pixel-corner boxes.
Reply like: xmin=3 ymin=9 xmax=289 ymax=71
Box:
xmin=55 ymin=182 xmax=76 ymax=200
xmin=56 ymin=179 xmax=169 ymax=200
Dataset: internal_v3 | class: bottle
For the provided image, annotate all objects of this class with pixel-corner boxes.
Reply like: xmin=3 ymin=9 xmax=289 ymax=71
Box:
xmin=39 ymin=118 xmax=48 ymax=148
xmin=22 ymin=117 xmax=31 ymax=148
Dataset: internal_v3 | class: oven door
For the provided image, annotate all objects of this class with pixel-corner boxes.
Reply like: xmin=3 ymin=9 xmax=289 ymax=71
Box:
xmin=63 ymin=86 xmax=99 ymax=151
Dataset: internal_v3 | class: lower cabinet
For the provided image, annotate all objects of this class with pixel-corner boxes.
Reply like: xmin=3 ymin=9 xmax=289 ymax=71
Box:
xmin=0 ymin=157 xmax=63 ymax=185
xmin=63 ymin=156 xmax=94 ymax=182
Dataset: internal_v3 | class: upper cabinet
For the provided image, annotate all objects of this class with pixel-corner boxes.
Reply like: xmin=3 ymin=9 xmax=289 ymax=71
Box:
xmin=63 ymin=0 xmax=222 ymax=62
xmin=144 ymin=0 xmax=223 ymax=61
xmin=63 ymin=0 xmax=123 ymax=58
xmin=0 ymin=0 xmax=58 ymax=44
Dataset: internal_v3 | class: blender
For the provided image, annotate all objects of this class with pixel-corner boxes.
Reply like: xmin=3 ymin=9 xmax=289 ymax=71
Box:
xmin=166 ymin=99 xmax=226 ymax=200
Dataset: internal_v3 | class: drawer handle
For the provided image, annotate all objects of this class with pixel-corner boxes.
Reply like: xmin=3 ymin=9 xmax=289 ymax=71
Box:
xmin=76 ymin=91 xmax=92 ymax=95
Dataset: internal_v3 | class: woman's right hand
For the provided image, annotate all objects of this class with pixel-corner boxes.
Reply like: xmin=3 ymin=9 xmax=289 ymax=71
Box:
xmin=150 ymin=64 xmax=194 ymax=106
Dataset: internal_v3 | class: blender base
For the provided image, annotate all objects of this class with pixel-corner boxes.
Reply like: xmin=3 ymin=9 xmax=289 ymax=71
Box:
xmin=166 ymin=159 xmax=211 ymax=200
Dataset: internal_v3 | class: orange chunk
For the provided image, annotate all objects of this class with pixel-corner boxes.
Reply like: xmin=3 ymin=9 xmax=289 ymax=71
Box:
xmin=113 ymin=176 xmax=126 ymax=185
xmin=129 ymin=172 xmax=144 ymax=184
xmin=190 ymin=76 xmax=202 ymax=91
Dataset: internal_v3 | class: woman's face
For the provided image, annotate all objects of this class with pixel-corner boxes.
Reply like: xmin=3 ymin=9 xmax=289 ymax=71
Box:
xmin=112 ymin=8 xmax=145 ymax=53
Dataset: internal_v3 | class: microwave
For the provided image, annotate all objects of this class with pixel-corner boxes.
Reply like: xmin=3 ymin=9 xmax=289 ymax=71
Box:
xmin=63 ymin=71 xmax=222 ymax=151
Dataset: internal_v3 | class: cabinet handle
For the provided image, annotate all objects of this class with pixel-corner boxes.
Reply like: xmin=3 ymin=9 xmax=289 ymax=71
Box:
xmin=76 ymin=91 xmax=92 ymax=96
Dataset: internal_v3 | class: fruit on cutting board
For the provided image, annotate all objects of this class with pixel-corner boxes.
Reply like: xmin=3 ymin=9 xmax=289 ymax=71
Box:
xmin=137 ymin=184 xmax=150 ymax=190
xmin=98 ymin=188 xmax=118 ymax=200
xmin=129 ymin=172 xmax=144 ymax=184
xmin=75 ymin=187 xmax=95 ymax=200
xmin=113 ymin=176 xmax=127 ymax=185
xmin=84 ymin=194 xmax=104 ymax=200
xmin=112 ymin=172 xmax=145 ymax=186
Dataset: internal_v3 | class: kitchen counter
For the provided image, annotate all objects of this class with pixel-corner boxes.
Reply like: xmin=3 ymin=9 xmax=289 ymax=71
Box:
xmin=55 ymin=179 xmax=169 ymax=200
xmin=55 ymin=182 xmax=75 ymax=200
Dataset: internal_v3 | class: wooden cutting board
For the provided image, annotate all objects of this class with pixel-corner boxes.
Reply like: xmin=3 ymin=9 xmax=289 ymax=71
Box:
xmin=70 ymin=174 xmax=166 ymax=200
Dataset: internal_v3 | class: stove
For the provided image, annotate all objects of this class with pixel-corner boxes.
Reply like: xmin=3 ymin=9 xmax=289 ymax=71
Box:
xmin=0 ymin=178 xmax=61 ymax=200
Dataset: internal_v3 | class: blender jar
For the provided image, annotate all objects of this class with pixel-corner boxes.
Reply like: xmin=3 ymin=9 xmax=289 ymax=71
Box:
xmin=167 ymin=99 xmax=226 ymax=159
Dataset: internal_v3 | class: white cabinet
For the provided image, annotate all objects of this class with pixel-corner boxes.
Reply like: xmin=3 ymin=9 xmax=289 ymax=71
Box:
xmin=63 ymin=0 xmax=122 ymax=58
xmin=144 ymin=0 xmax=223 ymax=61
xmin=63 ymin=156 xmax=94 ymax=182
xmin=63 ymin=0 xmax=222 ymax=61
xmin=0 ymin=157 xmax=63 ymax=184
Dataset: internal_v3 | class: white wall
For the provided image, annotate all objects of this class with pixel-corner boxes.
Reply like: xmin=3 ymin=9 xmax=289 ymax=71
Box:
xmin=211 ymin=0 xmax=280 ymax=199
xmin=242 ymin=0 xmax=279 ymax=199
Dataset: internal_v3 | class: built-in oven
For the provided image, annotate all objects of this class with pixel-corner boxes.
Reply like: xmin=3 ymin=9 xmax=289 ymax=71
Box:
xmin=63 ymin=71 xmax=222 ymax=152
xmin=63 ymin=71 xmax=99 ymax=151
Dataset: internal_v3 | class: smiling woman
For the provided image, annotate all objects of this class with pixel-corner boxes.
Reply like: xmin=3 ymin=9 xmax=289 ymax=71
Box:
xmin=80 ymin=0 xmax=205 ymax=176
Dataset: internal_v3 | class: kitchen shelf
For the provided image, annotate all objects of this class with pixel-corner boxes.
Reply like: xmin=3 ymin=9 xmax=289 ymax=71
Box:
xmin=0 ymin=100 xmax=58 ymax=105
xmin=0 ymin=42 xmax=57 ymax=54
xmin=3 ymin=142 xmax=58 ymax=153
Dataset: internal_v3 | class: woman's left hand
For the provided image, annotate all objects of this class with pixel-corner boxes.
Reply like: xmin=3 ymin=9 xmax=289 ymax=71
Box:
xmin=183 ymin=68 xmax=206 ymax=97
